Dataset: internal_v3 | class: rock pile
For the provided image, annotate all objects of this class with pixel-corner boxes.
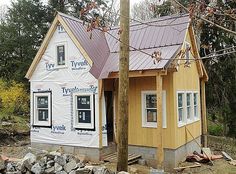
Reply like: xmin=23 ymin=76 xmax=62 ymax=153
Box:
xmin=0 ymin=151 xmax=116 ymax=174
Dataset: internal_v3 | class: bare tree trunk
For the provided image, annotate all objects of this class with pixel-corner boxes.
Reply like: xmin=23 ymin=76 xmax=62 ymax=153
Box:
xmin=117 ymin=0 xmax=130 ymax=172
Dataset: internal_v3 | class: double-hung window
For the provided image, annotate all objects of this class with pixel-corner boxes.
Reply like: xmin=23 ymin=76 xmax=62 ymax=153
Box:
xmin=141 ymin=91 xmax=167 ymax=128
xmin=186 ymin=93 xmax=192 ymax=121
xmin=74 ymin=93 xmax=95 ymax=130
xmin=178 ymin=93 xmax=184 ymax=124
xmin=33 ymin=92 xmax=52 ymax=127
xmin=177 ymin=91 xmax=199 ymax=127
xmin=57 ymin=45 xmax=65 ymax=66
xmin=194 ymin=93 xmax=198 ymax=118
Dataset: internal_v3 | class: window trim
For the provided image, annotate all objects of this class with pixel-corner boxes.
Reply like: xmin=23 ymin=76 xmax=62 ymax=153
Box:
xmin=33 ymin=91 xmax=52 ymax=128
xmin=193 ymin=92 xmax=199 ymax=120
xmin=141 ymin=90 xmax=167 ymax=128
xmin=55 ymin=42 xmax=67 ymax=68
xmin=186 ymin=92 xmax=192 ymax=122
xmin=177 ymin=91 xmax=200 ymax=127
xmin=73 ymin=92 xmax=95 ymax=131
xmin=177 ymin=91 xmax=185 ymax=127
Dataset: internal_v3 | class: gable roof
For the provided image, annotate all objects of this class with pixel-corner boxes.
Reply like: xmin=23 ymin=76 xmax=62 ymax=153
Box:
xmin=26 ymin=12 xmax=191 ymax=79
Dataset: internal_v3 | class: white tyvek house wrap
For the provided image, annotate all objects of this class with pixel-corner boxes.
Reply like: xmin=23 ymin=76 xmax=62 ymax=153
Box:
xmin=30 ymin=27 xmax=107 ymax=147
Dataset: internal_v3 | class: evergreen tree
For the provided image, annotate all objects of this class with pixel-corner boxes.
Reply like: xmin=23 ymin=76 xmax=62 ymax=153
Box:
xmin=0 ymin=0 xmax=51 ymax=82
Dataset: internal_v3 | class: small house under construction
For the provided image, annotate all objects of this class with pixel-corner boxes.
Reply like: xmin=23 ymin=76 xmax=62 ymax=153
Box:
xmin=25 ymin=12 xmax=208 ymax=170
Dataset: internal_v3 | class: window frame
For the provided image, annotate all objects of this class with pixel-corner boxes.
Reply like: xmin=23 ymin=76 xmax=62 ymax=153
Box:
xmin=73 ymin=93 xmax=95 ymax=131
xmin=177 ymin=91 xmax=185 ymax=127
xmin=193 ymin=92 xmax=199 ymax=120
xmin=177 ymin=91 xmax=200 ymax=127
xmin=33 ymin=91 xmax=52 ymax=128
xmin=186 ymin=92 xmax=192 ymax=122
xmin=55 ymin=42 xmax=67 ymax=68
xmin=141 ymin=90 xmax=167 ymax=128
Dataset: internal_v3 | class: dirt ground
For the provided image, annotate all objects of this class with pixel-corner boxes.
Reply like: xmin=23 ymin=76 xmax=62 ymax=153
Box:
xmin=0 ymin=134 xmax=236 ymax=174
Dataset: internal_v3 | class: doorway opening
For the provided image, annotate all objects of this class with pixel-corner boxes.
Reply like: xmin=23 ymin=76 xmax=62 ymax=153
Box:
xmin=104 ymin=91 xmax=114 ymax=144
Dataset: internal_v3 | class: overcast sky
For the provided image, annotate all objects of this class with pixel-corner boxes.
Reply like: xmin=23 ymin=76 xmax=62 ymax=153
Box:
xmin=0 ymin=0 xmax=143 ymax=8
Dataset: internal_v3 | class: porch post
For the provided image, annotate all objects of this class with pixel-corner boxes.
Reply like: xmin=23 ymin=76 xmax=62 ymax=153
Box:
xmin=156 ymin=73 xmax=164 ymax=170
xmin=99 ymin=79 xmax=103 ymax=149
xmin=201 ymin=80 xmax=207 ymax=147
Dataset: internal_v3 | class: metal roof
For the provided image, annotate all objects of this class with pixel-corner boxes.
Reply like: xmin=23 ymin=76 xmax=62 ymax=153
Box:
xmin=59 ymin=13 xmax=190 ymax=79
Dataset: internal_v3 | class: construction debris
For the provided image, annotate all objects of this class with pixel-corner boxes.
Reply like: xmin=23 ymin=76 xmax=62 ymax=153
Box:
xmin=222 ymin=151 xmax=234 ymax=161
xmin=174 ymin=162 xmax=201 ymax=172
xmin=186 ymin=149 xmax=223 ymax=164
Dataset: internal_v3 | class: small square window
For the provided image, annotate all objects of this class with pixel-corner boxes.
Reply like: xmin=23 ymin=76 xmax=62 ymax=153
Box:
xmin=57 ymin=45 xmax=65 ymax=66
xmin=33 ymin=92 xmax=52 ymax=127
xmin=74 ymin=93 xmax=95 ymax=130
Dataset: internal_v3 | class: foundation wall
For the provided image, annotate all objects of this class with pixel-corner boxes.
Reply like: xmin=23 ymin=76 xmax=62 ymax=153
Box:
xmin=31 ymin=136 xmax=200 ymax=171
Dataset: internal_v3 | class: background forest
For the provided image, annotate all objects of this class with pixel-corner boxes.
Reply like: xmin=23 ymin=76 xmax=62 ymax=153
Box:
xmin=0 ymin=0 xmax=235 ymax=137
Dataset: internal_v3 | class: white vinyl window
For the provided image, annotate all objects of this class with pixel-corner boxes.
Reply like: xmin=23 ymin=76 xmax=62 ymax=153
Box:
xmin=57 ymin=45 xmax=65 ymax=66
xmin=177 ymin=91 xmax=200 ymax=127
xmin=177 ymin=92 xmax=184 ymax=125
xmin=141 ymin=91 xmax=167 ymax=128
xmin=186 ymin=93 xmax=192 ymax=121
xmin=33 ymin=92 xmax=52 ymax=127
xmin=73 ymin=93 xmax=95 ymax=130
xmin=194 ymin=93 xmax=198 ymax=119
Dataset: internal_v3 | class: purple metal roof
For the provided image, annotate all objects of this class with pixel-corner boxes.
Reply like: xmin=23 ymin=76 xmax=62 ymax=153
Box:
xmin=59 ymin=13 xmax=189 ymax=79
xmin=59 ymin=13 xmax=110 ymax=79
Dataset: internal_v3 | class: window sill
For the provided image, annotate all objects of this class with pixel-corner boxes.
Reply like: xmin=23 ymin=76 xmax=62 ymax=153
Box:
xmin=178 ymin=118 xmax=200 ymax=127
xmin=32 ymin=124 xmax=52 ymax=128
xmin=142 ymin=123 xmax=157 ymax=128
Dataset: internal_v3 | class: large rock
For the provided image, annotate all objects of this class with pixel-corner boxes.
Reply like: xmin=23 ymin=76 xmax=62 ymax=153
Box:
xmin=22 ymin=159 xmax=32 ymax=171
xmin=46 ymin=160 xmax=54 ymax=168
xmin=54 ymin=156 xmax=66 ymax=166
xmin=64 ymin=159 xmax=77 ymax=173
xmin=31 ymin=163 xmax=44 ymax=174
xmin=23 ymin=153 xmax=36 ymax=164
xmin=44 ymin=167 xmax=54 ymax=174
xmin=47 ymin=151 xmax=61 ymax=160
xmin=54 ymin=163 xmax=63 ymax=172
xmin=6 ymin=163 xmax=15 ymax=172
xmin=118 ymin=172 xmax=129 ymax=174
xmin=75 ymin=168 xmax=91 ymax=174
xmin=55 ymin=171 xmax=67 ymax=174
xmin=76 ymin=163 xmax=85 ymax=169
xmin=6 ymin=172 xmax=21 ymax=174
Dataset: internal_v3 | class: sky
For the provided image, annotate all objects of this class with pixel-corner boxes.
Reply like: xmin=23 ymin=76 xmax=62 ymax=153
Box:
xmin=0 ymin=0 xmax=143 ymax=8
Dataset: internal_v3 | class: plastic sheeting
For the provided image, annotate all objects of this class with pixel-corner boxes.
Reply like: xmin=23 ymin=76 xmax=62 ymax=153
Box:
xmin=30 ymin=29 xmax=107 ymax=148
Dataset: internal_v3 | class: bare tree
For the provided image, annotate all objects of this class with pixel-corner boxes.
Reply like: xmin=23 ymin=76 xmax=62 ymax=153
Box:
xmin=131 ymin=0 xmax=164 ymax=20
xmin=0 ymin=5 xmax=8 ymax=22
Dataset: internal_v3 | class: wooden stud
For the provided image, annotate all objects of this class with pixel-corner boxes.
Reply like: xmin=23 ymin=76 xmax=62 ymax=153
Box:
xmin=156 ymin=73 xmax=164 ymax=170
xmin=98 ymin=80 xmax=103 ymax=149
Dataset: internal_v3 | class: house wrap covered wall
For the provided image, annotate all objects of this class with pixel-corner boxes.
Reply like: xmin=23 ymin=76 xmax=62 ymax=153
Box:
xmin=30 ymin=26 xmax=107 ymax=148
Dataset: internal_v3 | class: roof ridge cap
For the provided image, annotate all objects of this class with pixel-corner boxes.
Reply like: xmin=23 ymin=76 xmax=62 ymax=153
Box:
xmin=57 ymin=11 xmax=84 ymax=24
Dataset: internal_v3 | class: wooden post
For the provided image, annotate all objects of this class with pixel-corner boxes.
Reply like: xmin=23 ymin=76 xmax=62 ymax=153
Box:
xmin=98 ymin=80 xmax=103 ymax=149
xmin=201 ymin=80 xmax=207 ymax=147
xmin=156 ymin=74 xmax=164 ymax=170
xmin=117 ymin=0 xmax=130 ymax=172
